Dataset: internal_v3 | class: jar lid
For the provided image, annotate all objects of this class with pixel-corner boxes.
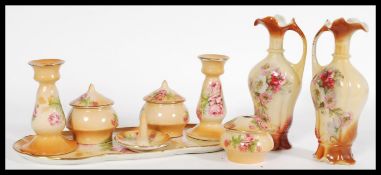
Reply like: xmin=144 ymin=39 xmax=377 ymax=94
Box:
xmin=70 ymin=84 xmax=114 ymax=107
xmin=224 ymin=115 xmax=272 ymax=133
xmin=143 ymin=80 xmax=185 ymax=104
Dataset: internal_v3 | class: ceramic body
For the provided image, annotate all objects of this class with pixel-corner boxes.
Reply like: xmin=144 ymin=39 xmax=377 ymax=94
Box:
xmin=248 ymin=15 xmax=307 ymax=150
xmin=221 ymin=116 xmax=274 ymax=164
xmin=187 ymin=54 xmax=228 ymax=141
xmin=311 ymin=18 xmax=369 ymax=165
xmin=67 ymin=84 xmax=118 ymax=144
xmin=140 ymin=80 xmax=189 ymax=137
xmin=21 ymin=59 xmax=77 ymax=156
xmin=14 ymin=125 xmax=222 ymax=165
xmin=142 ymin=102 xmax=189 ymax=137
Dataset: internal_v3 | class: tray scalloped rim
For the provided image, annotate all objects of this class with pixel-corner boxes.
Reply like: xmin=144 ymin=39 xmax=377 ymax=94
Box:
xmin=14 ymin=124 xmax=223 ymax=165
xmin=17 ymin=145 xmax=222 ymax=165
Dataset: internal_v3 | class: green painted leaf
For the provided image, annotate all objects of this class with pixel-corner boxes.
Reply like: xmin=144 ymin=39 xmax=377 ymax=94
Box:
xmin=200 ymin=93 xmax=209 ymax=115
xmin=113 ymin=113 xmax=119 ymax=124
xmin=334 ymin=127 xmax=339 ymax=133
xmin=319 ymin=102 xmax=325 ymax=108
xmin=231 ymin=135 xmax=242 ymax=148
xmin=248 ymin=140 xmax=258 ymax=152
xmin=249 ymin=144 xmax=255 ymax=152
xmin=48 ymin=97 xmax=64 ymax=116
xmin=166 ymin=92 xmax=175 ymax=100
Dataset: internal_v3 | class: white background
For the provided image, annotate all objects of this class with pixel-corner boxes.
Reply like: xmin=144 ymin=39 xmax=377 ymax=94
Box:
xmin=5 ymin=6 xmax=375 ymax=169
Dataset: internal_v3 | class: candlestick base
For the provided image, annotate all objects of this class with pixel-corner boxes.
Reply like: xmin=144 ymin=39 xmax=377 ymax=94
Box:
xmin=186 ymin=122 xmax=223 ymax=141
xmin=20 ymin=135 xmax=77 ymax=156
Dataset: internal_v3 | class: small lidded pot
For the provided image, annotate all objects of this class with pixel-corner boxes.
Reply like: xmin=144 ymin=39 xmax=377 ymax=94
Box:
xmin=67 ymin=84 xmax=118 ymax=144
xmin=141 ymin=80 xmax=189 ymax=137
xmin=221 ymin=116 xmax=274 ymax=164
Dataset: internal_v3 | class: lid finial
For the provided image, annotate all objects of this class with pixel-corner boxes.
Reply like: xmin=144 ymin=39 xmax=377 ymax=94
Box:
xmin=143 ymin=80 xmax=185 ymax=104
xmin=88 ymin=83 xmax=95 ymax=92
xmin=70 ymin=83 xmax=114 ymax=107
xmin=161 ymin=80 xmax=169 ymax=89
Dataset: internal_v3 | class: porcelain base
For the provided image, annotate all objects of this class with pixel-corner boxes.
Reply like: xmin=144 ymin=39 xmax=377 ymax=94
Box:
xmin=14 ymin=124 xmax=222 ymax=164
xmin=314 ymin=143 xmax=355 ymax=165
xmin=271 ymin=132 xmax=292 ymax=150
xmin=20 ymin=135 xmax=77 ymax=156
xmin=186 ymin=122 xmax=223 ymax=141
xmin=226 ymin=150 xmax=265 ymax=164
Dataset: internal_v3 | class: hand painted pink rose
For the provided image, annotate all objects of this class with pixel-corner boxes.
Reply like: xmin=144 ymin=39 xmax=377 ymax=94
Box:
xmin=259 ymin=92 xmax=272 ymax=105
xmin=208 ymin=104 xmax=224 ymax=116
xmin=183 ymin=115 xmax=189 ymax=123
xmin=269 ymin=71 xmax=286 ymax=93
xmin=209 ymin=81 xmax=221 ymax=96
xmin=255 ymin=116 xmax=269 ymax=130
xmin=320 ymin=69 xmax=335 ymax=89
xmin=244 ymin=134 xmax=254 ymax=142
xmin=48 ymin=112 xmax=61 ymax=126
xmin=239 ymin=143 xmax=249 ymax=152
xmin=208 ymin=97 xmax=217 ymax=106
xmin=224 ymin=139 xmax=231 ymax=147
xmin=154 ymin=90 xmax=167 ymax=101
xmin=214 ymin=96 xmax=223 ymax=104
xmin=196 ymin=108 xmax=202 ymax=120
xmin=323 ymin=91 xmax=336 ymax=110
xmin=111 ymin=119 xmax=118 ymax=127
xmin=209 ymin=95 xmax=222 ymax=106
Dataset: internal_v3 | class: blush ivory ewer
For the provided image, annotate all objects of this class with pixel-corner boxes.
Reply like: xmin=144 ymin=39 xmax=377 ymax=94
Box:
xmin=248 ymin=15 xmax=307 ymax=150
xmin=311 ymin=18 xmax=369 ymax=165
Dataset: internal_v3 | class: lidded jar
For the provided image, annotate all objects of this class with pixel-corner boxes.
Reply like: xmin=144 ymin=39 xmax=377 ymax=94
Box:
xmin=67 ymin=84 xmax=118 ymax=144
xmin=140 ymin=80 xmax=189 ymax=138
xmin=221 ymin=116 xmax=274 ymax=164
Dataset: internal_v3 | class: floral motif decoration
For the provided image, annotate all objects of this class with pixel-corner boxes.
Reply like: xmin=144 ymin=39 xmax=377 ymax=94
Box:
xmin=312 ymin=68 xmax=353 ymax=143
xmin=50 ymin=97 xmax=65 ymax=124
xmin=153 ymin=90 xmax=167 ymax=101
xmin=111 ymin=113 xmax=119 ymax=127
xmin=249 ymin=63 xmax=291 ymax=125
xmin=198 ymin=80 xmax=224 ymax=118
xmin=48 ymin=96 xmax=63 ymax=108
xmin=32 ymin=96 xmax=64 ymax=125
xmin=250 ymin=115 xmax=270 ymax=130
xmin=224 ymin=133 xmax=261 ymax=152
xmin=79 ymin=93 xmax=99 ymax=106
xmin=32 ymin=104 xmax=39 ymax=120
xmin=183 ymin=111 xmax=189 ymax=123
xmin=48 ymin=112 xmax=61 ymax=126
xmin=147 ymin=89 xmax=181 ymax=103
